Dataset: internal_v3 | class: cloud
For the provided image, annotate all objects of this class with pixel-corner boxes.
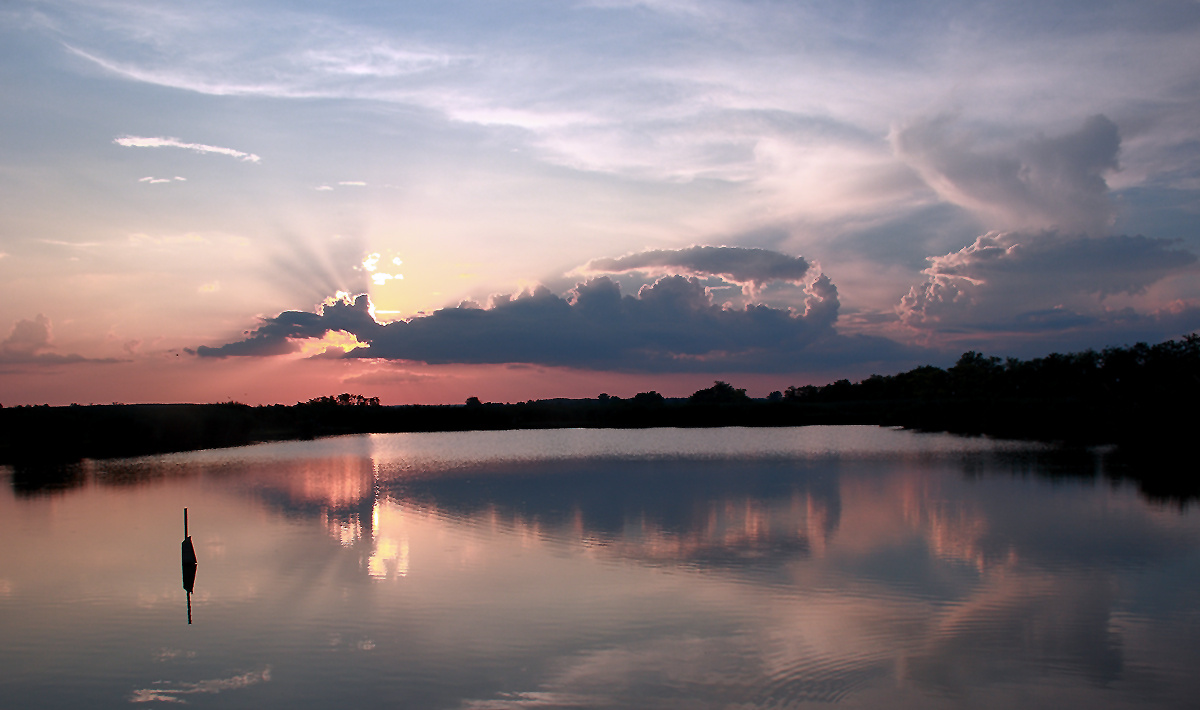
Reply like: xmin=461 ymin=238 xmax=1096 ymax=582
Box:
xmin=0 ymin=314 xmax=118 ymax=367
xmin=897 ymin=231 xmax=1200 ymax=341
xmin=363 ymin=252 xmax=404 ymax=286
xmin=893 ymin=115 xmax=1121 ymax=235
xmin=39 ymin=0 xmax=1200 ymax=227
xmin=2 ymin=314 xmax=53 ymax=356
xmin=114 ymin=135 xmax=261 ymax=163
xmin=193 ymin=272 xmax=918 ymax=372
xmin=583 ymin=246 xmax=812 ymax=294
xmin=192 ymin=293 xmax=382 ymax=358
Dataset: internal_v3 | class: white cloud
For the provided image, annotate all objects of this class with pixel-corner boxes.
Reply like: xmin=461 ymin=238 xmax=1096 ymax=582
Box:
xmin=40 ymin=0 xmax=1198 ymax=209
xmin=115 ymin=135 xmax=261 ymax=163
xmin=372 ymin=272 xmax=402 ymax=285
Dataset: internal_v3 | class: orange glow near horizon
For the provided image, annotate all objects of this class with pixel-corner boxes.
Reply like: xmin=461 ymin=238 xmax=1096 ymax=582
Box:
xmin=0 ymin=353 xmax=837 ymax=407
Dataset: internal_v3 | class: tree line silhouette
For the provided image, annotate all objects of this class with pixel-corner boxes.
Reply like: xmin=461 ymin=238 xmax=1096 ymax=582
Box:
xmin=2 ymin=335 xmax=1196 ymax=489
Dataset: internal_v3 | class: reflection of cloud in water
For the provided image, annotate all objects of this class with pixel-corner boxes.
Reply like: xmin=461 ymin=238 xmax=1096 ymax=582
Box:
xmin=902 ymin=572 xmax=1123 ymax=692
xmin=112 ymin=433 xmax=1200 ymax=708
xmin=459 ymin=633 xmax=891 ymax=709
xmin=381 ymin=457 xmax=843 ymax=578
xmin=230 ymin=456 xmax=377 ymax=512
xmin=899 ymin=471 xmax=1012 ymax=571
xmin=461 ymin=690 xmax=600 ymax=708
xmin=129 ymin=667 xmax=271 ymax=703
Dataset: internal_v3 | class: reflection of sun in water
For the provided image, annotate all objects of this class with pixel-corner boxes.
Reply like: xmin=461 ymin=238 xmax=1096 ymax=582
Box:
xmin=333 ymin=519 xmax=361 ymax=547
xmin=368 ymin=502 xmax=410 ymax=579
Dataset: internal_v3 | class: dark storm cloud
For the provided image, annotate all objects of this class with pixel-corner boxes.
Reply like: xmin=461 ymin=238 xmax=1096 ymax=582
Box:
xmin=192 ymin=294 xmax=381 ymax=358
xmin=583 ymin=246 xmax=813 ymax=291
xmin=895 ymin=114 xmax=1121 ymax=235
xmin=194 ymin=274 xmax=920 ymax=372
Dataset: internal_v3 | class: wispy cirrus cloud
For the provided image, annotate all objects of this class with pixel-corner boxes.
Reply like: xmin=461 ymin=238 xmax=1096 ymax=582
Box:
xmin=34 ymin=0 xmax=1200 ymax=213
xmin=114 ymin=135 xmax=261 ymax=163
xmin=893 ymin=115 xmax=1121 ymax=236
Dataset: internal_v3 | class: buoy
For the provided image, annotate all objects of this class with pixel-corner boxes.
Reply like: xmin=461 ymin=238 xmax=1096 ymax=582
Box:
xmin=182 ymin=508 xmax=198 ymax=566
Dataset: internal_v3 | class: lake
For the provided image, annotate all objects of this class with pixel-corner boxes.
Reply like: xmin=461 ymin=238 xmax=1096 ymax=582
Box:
xmin=2 ymin=425 xmax=1198 ymax=709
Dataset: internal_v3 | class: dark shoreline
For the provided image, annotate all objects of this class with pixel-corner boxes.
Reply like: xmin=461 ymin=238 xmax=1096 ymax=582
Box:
xmin=0 ymin=395 xmax=1160 ymax=463
xmin=1 ymin=395 xmax=1194 ymax=502
xmin=4 ymin=335 xmax=1196 ymax=501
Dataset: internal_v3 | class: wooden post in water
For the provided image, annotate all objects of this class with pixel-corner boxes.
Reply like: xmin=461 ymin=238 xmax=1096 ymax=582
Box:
xmin=182 ymin=508 xmax=198 ymax=624
xmin=182 ymin=508 xmax=197 ymax=565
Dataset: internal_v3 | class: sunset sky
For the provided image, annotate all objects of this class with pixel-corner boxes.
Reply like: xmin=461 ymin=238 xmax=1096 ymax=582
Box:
xmin=2 ymin=0 xmax=1199 ymax=405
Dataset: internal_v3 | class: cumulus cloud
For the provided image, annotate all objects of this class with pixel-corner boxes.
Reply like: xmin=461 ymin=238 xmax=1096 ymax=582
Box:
xmin=2 ymin=314 xmax=53 ymax=356
xmin=0 ymin=314 xmax=116 ymax=366
xmin=894 ymin=115 xmax=1120 ymax=235
xmin=582 ymin=246 xmax=812 ymax=295
xmin=114 ymin=135 xmax=261 ymax=163
xmin=192 ymin=293 xmax=381 ymax=358
xmin=193 ymin=272 xmax=914 ymax=372
xmin=898 ymin=231 xmax=1200 ymax=339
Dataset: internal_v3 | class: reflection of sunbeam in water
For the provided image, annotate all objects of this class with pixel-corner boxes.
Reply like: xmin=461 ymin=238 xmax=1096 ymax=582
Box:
xmin=130 ymin=667 xmax=271 ymax=703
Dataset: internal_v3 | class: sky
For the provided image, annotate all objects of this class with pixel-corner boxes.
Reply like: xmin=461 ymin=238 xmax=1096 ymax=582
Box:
xmin=2 ymin=0 xmax=1199 ymax=405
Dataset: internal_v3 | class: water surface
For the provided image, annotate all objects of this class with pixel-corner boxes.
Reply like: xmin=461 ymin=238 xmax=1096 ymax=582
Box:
xmin=2 ymin=426 xmax=1198 ymax=708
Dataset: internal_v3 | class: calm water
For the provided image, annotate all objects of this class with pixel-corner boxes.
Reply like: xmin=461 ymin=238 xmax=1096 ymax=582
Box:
xmin=2 ymin=426 xmax=1198 ymax=709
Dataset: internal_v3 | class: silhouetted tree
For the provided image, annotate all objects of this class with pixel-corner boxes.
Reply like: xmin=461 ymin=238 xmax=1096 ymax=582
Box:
xmin=784 ymin=385 xmax=817 ymax=401
xmin=631 ymin=391 xmax=665 ymax=406
xmin=689 ymin=381 xmax=750 ymax=404
xmin=305 ymin=393 xmax=380 ymax=407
